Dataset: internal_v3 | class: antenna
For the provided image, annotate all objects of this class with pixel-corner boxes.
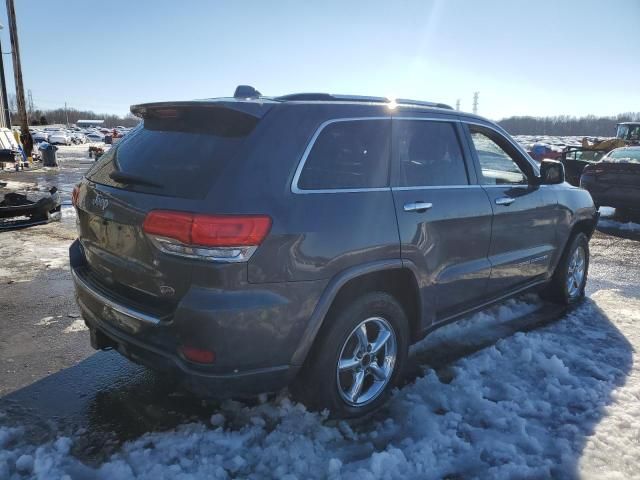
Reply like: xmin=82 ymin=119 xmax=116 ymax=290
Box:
xmin=472 ymin=92 xmax=479 ymax=115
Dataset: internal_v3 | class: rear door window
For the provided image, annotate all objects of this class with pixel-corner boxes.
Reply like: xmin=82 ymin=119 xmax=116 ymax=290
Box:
xmin=394 ymin=120 xmax=469 ymax=187
xmin=87 ymin=107 xmax=259 ymax=199
xmin=297 ymin=119 xmax=390 ymax=190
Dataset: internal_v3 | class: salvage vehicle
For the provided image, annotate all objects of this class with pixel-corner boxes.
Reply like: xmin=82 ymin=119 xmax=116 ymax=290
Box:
xmin=0 ymin=186 xmax=61 ymax=230
xmin=48 ymin=130 xmax=72 ymax=146
xmin=560 ymin=147 xmax=608 ymax=186
xmin=85 ymin=132 xmax=104 ymax=143
xmin=560 ymin=123 xmax=640 ymax=186
xmin=32 ymin=131 xmax=49 ymax=143
xmin=70 ymin=86 xmax=598 ymax=417
xmin=580 ymin=146 xmax=640 ymax=217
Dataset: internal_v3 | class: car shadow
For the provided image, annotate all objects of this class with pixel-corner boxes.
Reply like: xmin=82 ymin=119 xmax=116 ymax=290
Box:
xmin=0 ymin=350 xmax=212 ymax=463
xmin=357 ymin=296 xmax=633 ymax=478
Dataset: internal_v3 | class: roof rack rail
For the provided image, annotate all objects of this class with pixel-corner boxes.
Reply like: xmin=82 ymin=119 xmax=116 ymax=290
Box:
xmin=395 ymin=99 xmax=453 ymax=110
xmin=275 ymin=93 xmax=390 ymax=103
xmin=257 ymin=88 xmax=454 ymax=110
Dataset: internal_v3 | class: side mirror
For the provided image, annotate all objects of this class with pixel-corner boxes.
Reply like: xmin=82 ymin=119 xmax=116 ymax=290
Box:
xmin=539 ymin=159 xmax=565 ymax=185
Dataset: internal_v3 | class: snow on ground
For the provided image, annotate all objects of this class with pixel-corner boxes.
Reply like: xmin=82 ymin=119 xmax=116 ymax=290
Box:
xmin=1 ymin=289 xmax=638 ymax=479
xmin=598 ymin=218 xmax=640 ymax=232
xmin=597 ymin=207 xmax=640 ymax=233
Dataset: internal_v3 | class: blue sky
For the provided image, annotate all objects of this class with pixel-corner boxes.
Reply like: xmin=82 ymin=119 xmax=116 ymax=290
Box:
xmin=1 ymin=0 xmax=638 ymax=119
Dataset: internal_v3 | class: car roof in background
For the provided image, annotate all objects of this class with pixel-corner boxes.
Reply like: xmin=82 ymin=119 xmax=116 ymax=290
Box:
xmin=611 ymin=146 xmax=640 ymax=151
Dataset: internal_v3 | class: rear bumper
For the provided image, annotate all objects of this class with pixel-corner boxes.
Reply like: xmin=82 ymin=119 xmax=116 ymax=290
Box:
xmin=81 ymin=305 xmax=299 ymax=397
xmin=69 ymin=239 xmax=323 ymax=397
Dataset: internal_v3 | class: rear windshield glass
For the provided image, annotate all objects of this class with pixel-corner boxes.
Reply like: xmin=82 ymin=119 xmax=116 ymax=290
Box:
xmin=604 ymin=148 xmax=640 ymax=164
xmin=86 ymin=107 xmax=258 ymax=199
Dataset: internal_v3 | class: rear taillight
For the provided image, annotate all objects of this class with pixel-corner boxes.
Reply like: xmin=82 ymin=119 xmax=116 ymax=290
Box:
xmin=142 ymin=210 xmax=271 ymax=262
xmin=71 ymin=185 xmax=80 ymax=208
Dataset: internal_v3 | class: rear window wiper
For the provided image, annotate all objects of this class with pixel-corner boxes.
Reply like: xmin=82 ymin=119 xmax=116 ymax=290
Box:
xmin=109 ymin=171 xmax=163 ymax=188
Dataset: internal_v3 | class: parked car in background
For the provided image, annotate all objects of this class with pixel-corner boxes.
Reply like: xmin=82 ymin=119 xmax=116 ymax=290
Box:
xmin=85 ymin=132 xmax=105 ymax=143
xmin=560 ymin=147 xmax=607 ymax=186
xmin=71 ymin=87 xmax=598 ymax=417
xmin=32 ymin=131 xmax=49 ymax=143
xmin=48 ymin=130 xmax=72 ymax=145
xmin=71 ymin=132 xmax=87 ymax=144
xmin=581 ymin=146 xmax=640 ymax=217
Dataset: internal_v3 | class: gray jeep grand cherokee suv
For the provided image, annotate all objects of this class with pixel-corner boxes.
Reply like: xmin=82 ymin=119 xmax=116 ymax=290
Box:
xmin=71 ymin=86 xmax=598 ymax=417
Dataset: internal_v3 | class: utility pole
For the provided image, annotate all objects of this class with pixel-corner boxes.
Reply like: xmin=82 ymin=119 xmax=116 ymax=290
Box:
xmin=472 ymin=91 xmax=479 ymax=115
xmin=6 ymin=0 xmax=31 ymax=157
xmin=455 ymin=99 xmax=460 ymax=111
xmin=0 ymin=24 xmax=10 ymax=128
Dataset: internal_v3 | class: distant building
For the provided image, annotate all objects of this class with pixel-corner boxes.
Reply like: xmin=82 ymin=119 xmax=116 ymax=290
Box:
xmin=76 ymin=119 xmax=104 ymax=128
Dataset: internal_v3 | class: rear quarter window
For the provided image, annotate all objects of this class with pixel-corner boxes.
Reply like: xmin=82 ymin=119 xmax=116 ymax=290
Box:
xmin=297 ymin=119 xmax=391 ymax=190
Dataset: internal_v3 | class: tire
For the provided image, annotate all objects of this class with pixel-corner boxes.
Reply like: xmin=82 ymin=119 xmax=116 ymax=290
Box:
xmin=542 ymin=232 xmax=589 ymax=305
xmin=291 ymin=292 xmax=409 ymax=418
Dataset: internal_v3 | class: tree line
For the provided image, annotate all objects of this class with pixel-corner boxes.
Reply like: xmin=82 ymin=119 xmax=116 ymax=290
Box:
xmin=10 ymin=108 xmax=140 ymax=128
xmin=498 ymin=112 xmax=640 ymax=137
xmin=7 ymin=94 xmax=140 ymax=127
xmin=7 ymin=94 xmax=640 ymax=135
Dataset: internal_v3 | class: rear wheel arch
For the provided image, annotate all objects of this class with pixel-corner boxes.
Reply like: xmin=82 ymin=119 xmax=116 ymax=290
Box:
xmin=291 ymin=262 xmax=422 ymax=367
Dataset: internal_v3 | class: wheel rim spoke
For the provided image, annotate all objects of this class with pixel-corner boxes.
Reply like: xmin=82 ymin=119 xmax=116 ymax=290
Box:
xmin=368 ymin=362 xmax=386 ymax=381
xmin=338 ymin=357 xmax=360 ymax=372
xmin=348 ymin=370 xmax=365 ymax=402
xmin=355 ymin=324 xmax=368 ymax=351
xmin=370 ymin=329 xmax=391 ymax=354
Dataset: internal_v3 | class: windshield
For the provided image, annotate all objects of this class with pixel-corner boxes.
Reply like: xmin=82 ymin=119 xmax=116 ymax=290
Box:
xmin=617 ymin=124 xmax=640 ymax=141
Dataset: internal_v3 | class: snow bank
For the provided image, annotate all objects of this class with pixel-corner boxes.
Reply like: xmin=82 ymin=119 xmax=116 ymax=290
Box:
xmin=598 ymin=218 xmax=640 ymax=232
xmin=1 ymin=290 xmax=638 ymax=479
xmin=597 ymin=207 xmax=640 ymax=232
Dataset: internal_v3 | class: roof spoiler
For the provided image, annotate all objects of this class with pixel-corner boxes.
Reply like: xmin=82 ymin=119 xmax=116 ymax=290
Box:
xmin=130 ymin=99 xmax=273 ymax=120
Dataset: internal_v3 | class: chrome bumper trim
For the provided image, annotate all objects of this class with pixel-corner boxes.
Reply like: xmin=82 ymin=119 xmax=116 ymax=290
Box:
xmin=71 ymin=268 xmax=161 ymax=325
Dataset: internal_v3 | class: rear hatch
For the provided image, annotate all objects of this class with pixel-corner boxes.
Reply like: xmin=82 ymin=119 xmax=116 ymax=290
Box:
xmin=75 ymin=102 xmax=265 ymax=314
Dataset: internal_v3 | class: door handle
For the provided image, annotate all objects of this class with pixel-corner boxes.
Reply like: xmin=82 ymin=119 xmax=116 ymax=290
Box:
xmin=495 ymin=197 xmax=515 ymax=206
xmin=404 ymin=201 xmax=433 ymax=212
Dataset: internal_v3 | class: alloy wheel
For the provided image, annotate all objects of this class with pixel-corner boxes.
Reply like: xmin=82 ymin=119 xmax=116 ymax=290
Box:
xmin=566 ymin=245 xmax=586 ymax=298
xmin=336 ymin=316 xmax=397 ymax=407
